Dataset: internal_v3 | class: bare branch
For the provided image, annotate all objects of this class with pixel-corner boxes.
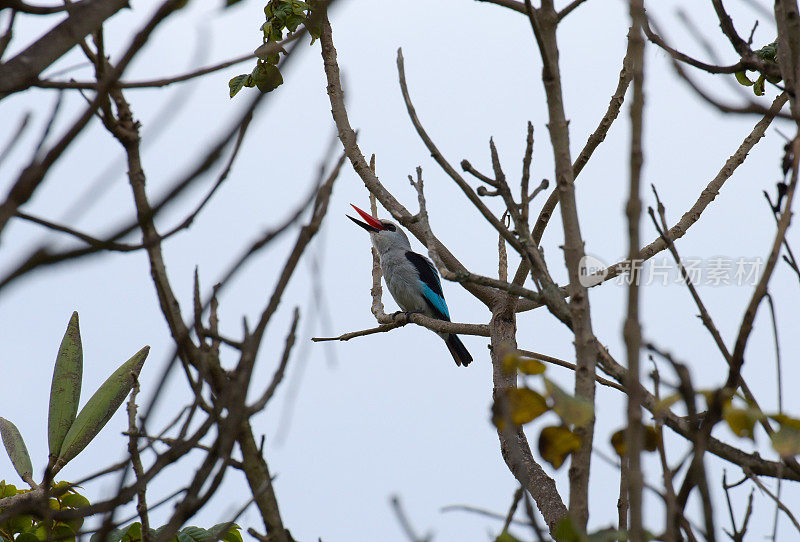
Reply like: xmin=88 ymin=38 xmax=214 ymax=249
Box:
xmin=31 ymin=33 xmax=303 ymax=90
xmin=599 ymin=92 xmax=789 ymax=285
xmin=518 ymin=349 xmax=625 ymax=392
xmin=743 ymin=467 xmax=800 ymax=534
xmin=0 ymin=0 xmax=129 ymax=96
xmin=249 ymin=308 xmax=300 ymax=414
xmin=624 ymin=3 xmax=646 ymax=537
xmin=557 ymin=0 xmax=588 ymax=21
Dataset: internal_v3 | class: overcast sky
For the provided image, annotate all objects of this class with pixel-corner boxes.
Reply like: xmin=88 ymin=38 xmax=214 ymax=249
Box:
xmin=1 ymin=0 xmax=799 ymax=540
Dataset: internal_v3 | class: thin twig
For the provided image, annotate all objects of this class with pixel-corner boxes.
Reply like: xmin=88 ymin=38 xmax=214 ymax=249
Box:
xmin=389 ymin=495 xmax=432 ymax=542
xmin=743 ymin=467 xmax=800 ymax=534
xmin=517 ymin=349 xmax=625 ymax=392
xmin=249 ymin=308 xmax=300 ymax=413
xmin=597 ymin=93 xmax=789 ymax=287
xmin=126 ymin=376 xmax=151 ymax=541
xmin=31 ymin=33 xmax=302 ymax=90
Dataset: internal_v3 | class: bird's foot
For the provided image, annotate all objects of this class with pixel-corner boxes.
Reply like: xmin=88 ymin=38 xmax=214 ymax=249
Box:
xmin=391 ymin=310 xmax=424 ymax=322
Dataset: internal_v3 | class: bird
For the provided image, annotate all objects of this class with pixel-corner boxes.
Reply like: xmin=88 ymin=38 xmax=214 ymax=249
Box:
xmin=347 ymin=204 xmax=473 ymax=367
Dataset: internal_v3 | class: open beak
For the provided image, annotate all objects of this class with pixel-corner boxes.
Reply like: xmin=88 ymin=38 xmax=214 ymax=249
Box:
xmin=347 ymin=204 xmax=386 ymax=233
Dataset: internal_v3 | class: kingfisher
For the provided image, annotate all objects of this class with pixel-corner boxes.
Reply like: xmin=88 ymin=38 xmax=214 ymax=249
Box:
xmin=347 ymin=204 xmax=473 ymax=366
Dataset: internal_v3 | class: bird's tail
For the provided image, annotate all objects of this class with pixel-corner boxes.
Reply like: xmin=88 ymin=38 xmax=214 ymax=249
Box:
xmin=444 ymin=334 xmax=472 ymax=367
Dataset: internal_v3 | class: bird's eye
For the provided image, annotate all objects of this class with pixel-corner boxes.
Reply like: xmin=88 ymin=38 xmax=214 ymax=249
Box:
xmin=384 ymin=223 xmax=396 ymax=232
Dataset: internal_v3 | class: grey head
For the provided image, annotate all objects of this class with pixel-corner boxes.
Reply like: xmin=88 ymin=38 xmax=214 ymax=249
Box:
xmin=347 ymin=204 xmax=412 ymax=255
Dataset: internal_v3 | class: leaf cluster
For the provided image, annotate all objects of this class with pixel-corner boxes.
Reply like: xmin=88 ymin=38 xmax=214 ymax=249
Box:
xmin=492 ymin=354 xmax=593 ymax=469
xmin=655 ymin=389 xmax=800 ymax=457
xmin=0 ymin=312 xmax=149 ymax=484
xmin=734 ymin=39 xmax=781 ymax=96
xmin=228 ymin=0 xmax=325 ymax=98
xmin=0 ymin=480 xmax=90 ymax=542
xmin=90 ymin=522 xmax=243 ymax=542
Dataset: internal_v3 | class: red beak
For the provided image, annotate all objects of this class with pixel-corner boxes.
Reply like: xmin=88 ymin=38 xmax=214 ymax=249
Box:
xmin=347 ymin=204 xmax=386 ymax=232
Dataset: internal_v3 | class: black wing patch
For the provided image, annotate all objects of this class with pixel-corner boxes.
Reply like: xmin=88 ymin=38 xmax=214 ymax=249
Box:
xmin=405 ymin=251 xmax=450 ymax=321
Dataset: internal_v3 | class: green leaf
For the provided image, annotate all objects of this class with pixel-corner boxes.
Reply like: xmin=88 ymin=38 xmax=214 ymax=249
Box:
xmin=208 ymin=523 xmax=242 ymax=542
xmin=0 ymin=481 xmax=19 ymax=498
xmin=52 ymin=523 xmax=77 ymax=542
xmin=123 ymin=522 xmax=142 ymax=542
xmin=60 ymin=491 xmax=90 ymax=509
xmin=285 ymin=13 xmax=305 ymax=32
xmin=553 ymin=516 xmax=585 ymax=542
xmin=177 ymin=526 xmax=212 ymax=542
xmin=734 ymin=71 xmax=754 ymax=87
xmin=268 ymin=26 xmax=283 ymax=42
xmin=588 ymin=528 xmax=628 ymax=542
xmin=63 ymin=516 xmax=85 ymax=536
xmin=538 ymin=425 xmax=581 ymax=469
xmin=228 ymin=75 xmax=249 ymax=98
xmin=755 ymin=40 xmax=778 ymax=62
xmin=6 ymin=513 xmax=33 ymax=534
xmin=545 ymin=379 xmax=593 ymax=427
xmin=90 ymin=525 xmax=128 ymax=542
xmin=48 ymin=311 xmax=83 ymax=458
xmin=15 ymin=533 xmax=40 ymax=542
xmin=224 ymin=0 xmax=245 ymax=7
xmin=0 ymin=418 xmax=33 ymax=484
xmin=251 ymin=63 xmax=283 ymax=93
xmin=147 ymin=526 xmax=170 ymax=541
xmin=495 ymin=531 xmax=523 ymax=542
xmin=753 ymin=74 xmax=766 ymax=96
xmin=58 ymin=346 xmax=150 ymax=466
xmin=305 ymin=0 xmax=325 ymax=41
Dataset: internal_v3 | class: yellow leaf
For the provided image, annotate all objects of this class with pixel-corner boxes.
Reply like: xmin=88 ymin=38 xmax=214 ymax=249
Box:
xmin=610 ymin=428 xmax=626 ymax=456
xmin=501 ymin=352 xmax=521 ymax=375
xmin=770 ymin=414 xmax=800 ymax=431
xmin=654 ymin=393 xmax=681 ymax=413
xmin=770 ymin=414 xmax=800 ymax=457
xmin=723 ymin=403 xmax=763 ymax=440
xmin=518 ymin=358 xmax=546 ymax=375
xmin=508 ymin=388 xmax=548 ymax=425
xmin=502 ymin=353 xmax=546 ymax=376
xmin=643 ymin=425 xmax=660 ymax=452
xmin=771 ymin=425 xmax=800 ymax=458
xmin=610 ymin=425 xmax=660 ymax=456
xmin=492 ymin=388 xmax=549 ymax=430
xmin=538 ymin=425 xmax=581 ymax=469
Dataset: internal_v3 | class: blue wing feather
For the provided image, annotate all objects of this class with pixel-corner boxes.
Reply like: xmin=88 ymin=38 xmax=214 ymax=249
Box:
xmin=405 ymin=251 xmax=450 ymax=320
